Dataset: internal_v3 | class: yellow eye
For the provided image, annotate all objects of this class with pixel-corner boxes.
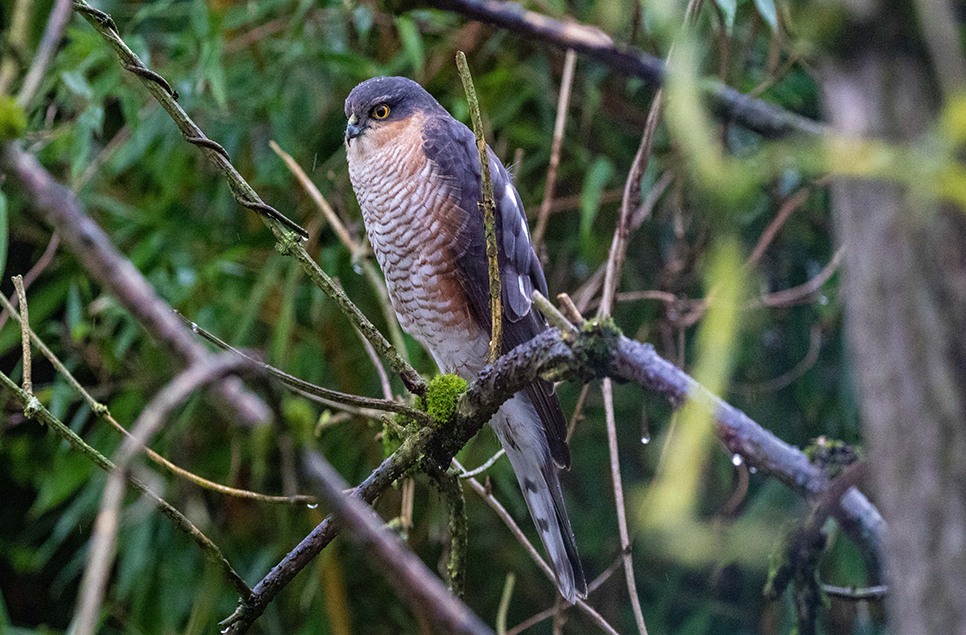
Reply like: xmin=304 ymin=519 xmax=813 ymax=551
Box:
xmin=372 ymin=104 xmax=390 ymax=119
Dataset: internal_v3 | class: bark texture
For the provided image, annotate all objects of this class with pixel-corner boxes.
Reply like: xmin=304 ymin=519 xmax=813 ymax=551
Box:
xmin=823 ymin=5 xmax=966 ymax=632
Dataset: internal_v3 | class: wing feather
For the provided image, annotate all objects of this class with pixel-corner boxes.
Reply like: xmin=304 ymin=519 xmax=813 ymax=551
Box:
xmin=422 ymin=116 xmax=571 ymax=468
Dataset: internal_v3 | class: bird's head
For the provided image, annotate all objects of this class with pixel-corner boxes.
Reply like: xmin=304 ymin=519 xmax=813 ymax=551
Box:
xmin=344 ymin=76 xmax=443 ymax=152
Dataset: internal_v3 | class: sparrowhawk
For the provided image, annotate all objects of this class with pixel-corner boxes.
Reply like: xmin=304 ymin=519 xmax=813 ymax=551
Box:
xmin=345 ymin=76 xmax=587 ymax=603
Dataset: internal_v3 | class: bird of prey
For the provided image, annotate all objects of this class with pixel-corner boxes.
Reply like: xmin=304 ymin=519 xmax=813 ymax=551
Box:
xmin=344 ymin=76 xmax=587 ymax=603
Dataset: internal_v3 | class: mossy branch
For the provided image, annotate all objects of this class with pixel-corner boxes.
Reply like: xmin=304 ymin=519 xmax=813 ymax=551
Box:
xmin=223 ymin=300 xmax=885 ymax=633
xmin=456 ymin=51 xmax=502 ymax=363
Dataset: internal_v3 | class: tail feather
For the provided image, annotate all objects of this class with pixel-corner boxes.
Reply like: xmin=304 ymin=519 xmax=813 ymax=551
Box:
xmin=492 ymin=395 xmax=587 ymax=603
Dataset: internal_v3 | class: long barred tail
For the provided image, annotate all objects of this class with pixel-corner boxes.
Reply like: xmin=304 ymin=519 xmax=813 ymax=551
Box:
xmin=492 ymin=394 xmax=587 ymax=603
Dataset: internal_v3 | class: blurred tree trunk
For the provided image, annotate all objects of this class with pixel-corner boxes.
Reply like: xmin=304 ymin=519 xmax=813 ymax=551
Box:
xmin=823 ymin=2 xmax=966 ymax=633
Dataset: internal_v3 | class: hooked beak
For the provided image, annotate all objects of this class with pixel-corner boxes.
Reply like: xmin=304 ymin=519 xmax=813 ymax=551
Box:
xmin=345 ymin=114 xmax=364 ymax=143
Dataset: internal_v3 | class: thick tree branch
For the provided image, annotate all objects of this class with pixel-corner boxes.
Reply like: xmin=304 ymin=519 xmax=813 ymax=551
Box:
xmin=424 ymin=0 xmax=826 ymax=138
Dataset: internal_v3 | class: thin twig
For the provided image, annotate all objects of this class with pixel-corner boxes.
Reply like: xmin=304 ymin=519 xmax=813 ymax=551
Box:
xmin=604 ymin=246 xmax=843 ymax=312
xmin=601 ymin=378 xmax=648 ymax=635
xmin=597 ymin=91 xmax=662 ymax=320
xmin=573 ymin=172 xmax=673 ymax=313
xmin=506 ymin=604 xmax=560 ymax=635
xmin=734 ymin=323 xmax=822 ymax=395
xmin=531 ymin=290 xmax=577 ymax=335
xmin=456 ymin=51 xmax=502 ymax=362
xmin=756 ymin=247 xmax=844 ymax=308
xmin=459 ymin=448 xmax=506 ymax=478
xmin=357 ymin=327 xmax=394 ymax=401
xmin=12 ymin=275 xmax=32 ymax=397
xmin=591 ymin=67 xmax=664 ymax=635
xmin=176 ymin=312 xmax=431 ymax=424
xmin=821 ymin=584 xmax=887 ymax=601
xmin=566 ymin=382 xmax=590 ymax=442
xmin=556 ymin=293 xmax=586 ymax=327
xmin=303 ymin=451 xmax=494 ymax=635
xmin=270 ymin=140 xmax=357 ymax=251
xmin=457 ymin=463 xmax=621 ymax=635
xmin=746 ymin=186 xmax=811 ymax=269
xmin=533 ymin=49 xmax=577 ymax=253
xmin=507 ymin=540 xmax=626 ymax=634
xmin=496 ymin=573 xmax=516 ymax=635
xmin=0 ymin=291 xmax=317 ymax=505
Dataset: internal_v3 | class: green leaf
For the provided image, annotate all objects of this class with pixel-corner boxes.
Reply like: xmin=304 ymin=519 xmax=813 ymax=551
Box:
xmin=715 ymin=0 xmax=737 ymax=31
xmin=753 ymin=0 xmax=779 ymax=30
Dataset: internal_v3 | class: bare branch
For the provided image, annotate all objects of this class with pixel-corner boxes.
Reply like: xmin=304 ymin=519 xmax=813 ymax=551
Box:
xmin=303 ymin=451 xmax=494 ymax=635
xmin=16 ymin=0 xmax=72 ymax=108
xmin=12 ymin=275 xmax=32 ymax=397
xmin=532 ymin=49 xmax=577 ymax=253
xmin=426 ymin=0 xmax=826 ymax=138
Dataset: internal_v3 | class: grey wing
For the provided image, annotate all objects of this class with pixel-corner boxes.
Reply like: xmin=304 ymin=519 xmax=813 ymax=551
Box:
xmin=422 ymin=115 xmax=571 ymax=469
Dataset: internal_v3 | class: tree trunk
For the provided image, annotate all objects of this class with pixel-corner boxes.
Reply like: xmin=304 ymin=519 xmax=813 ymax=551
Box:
xmin=823 ymin=5 xmax=966 ymax=633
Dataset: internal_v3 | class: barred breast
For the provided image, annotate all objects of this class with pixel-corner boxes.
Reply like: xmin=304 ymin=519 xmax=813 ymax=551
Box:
xmin=346 ymin=113 xmax=489 ymax=378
